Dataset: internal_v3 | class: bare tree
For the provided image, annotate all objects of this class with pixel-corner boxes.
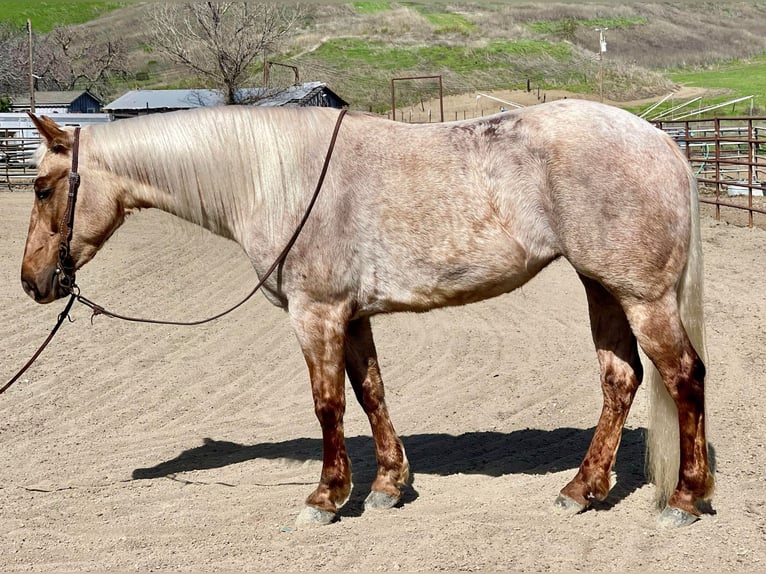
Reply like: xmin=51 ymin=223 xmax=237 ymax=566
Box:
xmin=149 ymin=2 xmax=301 ymax=104
xmin=0 ymin=23 xmax=128 ymax=100
xmin=0 ymin=23 xmax=27 ymax=97
xmin=37 ymin=26 xmax=129 ymax=94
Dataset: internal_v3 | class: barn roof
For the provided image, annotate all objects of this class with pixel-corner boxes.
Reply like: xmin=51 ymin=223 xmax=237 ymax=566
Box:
xmin=12 ymin=90 xmax=103 ymax=106
xmin=104 ymin=82 xmax=347 ymax=111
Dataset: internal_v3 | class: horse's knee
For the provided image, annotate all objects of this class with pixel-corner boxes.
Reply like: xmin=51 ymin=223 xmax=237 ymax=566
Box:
xmin=602 ymin=371 xmax=641 ymax=413
xmin=599 ymin=352 xmax=642 ymax=414
xmin=313 ymin=396 xmax=345 ymax=427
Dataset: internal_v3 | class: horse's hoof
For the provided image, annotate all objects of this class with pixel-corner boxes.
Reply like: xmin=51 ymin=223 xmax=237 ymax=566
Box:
xmin=295 ymin=506 xmax=336 ymax=527
xmin=364 ymin=490 xmax=400 ymax=511
xmin=658 ymin=506 xmax=700 ymax=528
xmin=554 ymin=494 xmax=586 ymax=515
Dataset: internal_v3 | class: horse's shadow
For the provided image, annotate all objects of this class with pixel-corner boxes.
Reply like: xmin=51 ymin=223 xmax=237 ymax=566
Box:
xmin=132 ymin=427 xmax=647 ymax=516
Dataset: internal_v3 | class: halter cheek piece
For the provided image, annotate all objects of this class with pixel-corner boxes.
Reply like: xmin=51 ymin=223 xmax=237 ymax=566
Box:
xmin=56 ymin=127 xmax=82 ymax=294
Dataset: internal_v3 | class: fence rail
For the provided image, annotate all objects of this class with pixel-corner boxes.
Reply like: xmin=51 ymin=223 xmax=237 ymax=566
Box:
xmin=0 ymin=127 xmax=40 ymax=186
xmin=0 ymin=113 xmax=112 ymax=188
xmin=654 ymin=116 xmax=766 ymax=227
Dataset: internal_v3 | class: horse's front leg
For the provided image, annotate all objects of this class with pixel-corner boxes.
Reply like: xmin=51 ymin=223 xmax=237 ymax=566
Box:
xmin=345 ymin=317 xmax=410 ymax=511
xmin=290 ymin=301 xmax=353 ymax=526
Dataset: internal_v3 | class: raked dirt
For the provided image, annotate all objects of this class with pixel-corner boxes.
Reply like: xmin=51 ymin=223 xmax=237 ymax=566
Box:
xmin=1 ymin=191 xmax=764 ymax=572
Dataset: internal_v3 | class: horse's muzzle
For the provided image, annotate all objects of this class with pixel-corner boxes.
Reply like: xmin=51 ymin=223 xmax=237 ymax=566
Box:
xmin=21 ymin=267 xmax=62 ymax=304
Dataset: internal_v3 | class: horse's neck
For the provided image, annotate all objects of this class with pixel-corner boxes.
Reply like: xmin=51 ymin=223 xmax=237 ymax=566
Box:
xmin=96 ymin=108 xmax=317 ymax=245
xmin=117 ymin=157 xmax=246 ymax=242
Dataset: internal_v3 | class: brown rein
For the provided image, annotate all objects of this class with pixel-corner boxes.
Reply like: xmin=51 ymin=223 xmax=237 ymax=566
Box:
xmin=2 ymin=109 xmax=348 ymax=395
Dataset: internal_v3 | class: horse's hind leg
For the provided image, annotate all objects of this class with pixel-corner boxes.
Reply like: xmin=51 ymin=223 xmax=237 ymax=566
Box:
xmin=624 ymin=294 xmax=714 ymax=526
xmin=289 ymin=301 xmax=353 ymax=526
xmin=345 ymin=317 xmax=410 ymax=511
xmin=557 ymin=275 xmax=643 ymax=512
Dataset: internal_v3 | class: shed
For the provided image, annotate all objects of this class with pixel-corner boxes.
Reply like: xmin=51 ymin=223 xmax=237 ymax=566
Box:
xmin=104 ymin=82 xmax=348 ymax=119
xmin=10 ymin=90 xmax=103 ymax=114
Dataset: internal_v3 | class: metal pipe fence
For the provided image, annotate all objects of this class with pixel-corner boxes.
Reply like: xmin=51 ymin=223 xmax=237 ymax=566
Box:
xmin=1 ymin=113 xmax=112 ymax=188
xmin=0 ymin=126 xmax=39 ymax=187
xmin=654 ymin=116 xmax=766 ymax=228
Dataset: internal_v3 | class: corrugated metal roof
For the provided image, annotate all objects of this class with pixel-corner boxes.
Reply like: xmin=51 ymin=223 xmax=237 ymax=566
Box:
xmin=104 ymin=89 xmax=220 ymax=110
xmin=104 ymin=82 xmax=342 ymax=110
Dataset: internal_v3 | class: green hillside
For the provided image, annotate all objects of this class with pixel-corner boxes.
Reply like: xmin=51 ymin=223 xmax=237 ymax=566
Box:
xmin=0 ymin=1 xmax=124 ymax=33
xmin=2 ymin=1 xmax=766 ymax=114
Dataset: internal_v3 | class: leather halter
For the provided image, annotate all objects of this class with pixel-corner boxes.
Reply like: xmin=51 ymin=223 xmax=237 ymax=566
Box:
xmin=57 ymin=127 xmax=82 ymax=293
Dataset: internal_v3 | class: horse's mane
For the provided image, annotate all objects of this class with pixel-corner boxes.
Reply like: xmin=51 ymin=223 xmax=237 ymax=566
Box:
xmin=87 ymin=106 xmax=334 ymax=238
xmin=30 ymin=141 xmax=47 ymax=168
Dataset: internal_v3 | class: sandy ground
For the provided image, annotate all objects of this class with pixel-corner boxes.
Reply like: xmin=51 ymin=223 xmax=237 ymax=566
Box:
xmin=1 ymin=191 xmax=765 ymax=572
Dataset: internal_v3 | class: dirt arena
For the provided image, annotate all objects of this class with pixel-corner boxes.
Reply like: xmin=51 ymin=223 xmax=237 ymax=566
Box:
xmin=1 ymin=191 xmax=764 ymax=571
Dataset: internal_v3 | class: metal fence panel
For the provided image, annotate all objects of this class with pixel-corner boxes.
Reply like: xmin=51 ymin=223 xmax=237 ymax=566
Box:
xmin=655 ymin=116 xmax=766 ymax=227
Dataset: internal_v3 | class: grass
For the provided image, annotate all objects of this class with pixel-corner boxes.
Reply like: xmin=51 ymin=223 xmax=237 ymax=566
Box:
xmin=352 ymin=2 xmax=391 ymax=14
xmin=403 ymin=3 xmax=477 ymax=35
xmin=301 ymin=37 xmax=577 ymax=111
xmin=1 ymin=1 xmax=763 ymax=114
xmin=667 ymin=54 xmax=766 ymax=116
xmin=311 ymin=38 xmax=572 ymax=71
xmin=0 ymin=1 xmax=124 ymax=33
xmin=421 ymin=12 xmax=477 ymax=35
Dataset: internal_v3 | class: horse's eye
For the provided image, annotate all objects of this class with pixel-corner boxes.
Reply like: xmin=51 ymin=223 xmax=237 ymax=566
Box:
xmin=35 ymin=188 xmax=53 ymax=201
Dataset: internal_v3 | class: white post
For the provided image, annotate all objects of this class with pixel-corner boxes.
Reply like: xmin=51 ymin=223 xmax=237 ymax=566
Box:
xmin=596 ymin=27 xmax=608 ymax=103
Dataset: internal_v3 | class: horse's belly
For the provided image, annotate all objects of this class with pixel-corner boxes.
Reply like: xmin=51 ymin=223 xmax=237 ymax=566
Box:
xmin=358 ymin=251 xmax=555 ymax=315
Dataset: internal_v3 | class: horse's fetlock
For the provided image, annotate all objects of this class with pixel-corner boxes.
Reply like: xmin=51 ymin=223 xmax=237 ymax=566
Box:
xmin=581 ymin=472 xmax=611 ymax=502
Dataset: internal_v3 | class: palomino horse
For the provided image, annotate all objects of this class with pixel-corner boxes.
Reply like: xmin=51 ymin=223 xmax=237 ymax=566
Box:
xmin=22 ymin=100 xmax=713 ymax=527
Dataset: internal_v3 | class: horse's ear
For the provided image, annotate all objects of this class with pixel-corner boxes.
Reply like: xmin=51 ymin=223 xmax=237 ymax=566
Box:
xmin=27 ymin=113 xmax=71 ymax=153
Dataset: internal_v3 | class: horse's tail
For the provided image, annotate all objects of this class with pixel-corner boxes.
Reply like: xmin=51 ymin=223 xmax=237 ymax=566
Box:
xmin=645 ymin=160 xmax=707 ymax=507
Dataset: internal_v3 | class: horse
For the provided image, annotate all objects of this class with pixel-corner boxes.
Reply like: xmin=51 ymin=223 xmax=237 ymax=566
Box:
xmin=21 ymin=99 xmax=713 ymax=528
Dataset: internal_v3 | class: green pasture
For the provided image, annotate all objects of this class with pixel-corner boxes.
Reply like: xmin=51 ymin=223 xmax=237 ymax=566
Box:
xmin=0 ymin=1 xmax=123 ymax=33
xmin=420 ymin=12 xmax=477 ymax=35
xmin=305 ymin=37 xmax=579 ymax=112
xmin=312 ymin=37 xmax=572 ymax=71
xmin=667 ymin=55 xmax=766 ymax=116
xmin=352 ymin=2 xmax=391 ymax=14
xmin=406 ymin=4 xmax=477 ymax=35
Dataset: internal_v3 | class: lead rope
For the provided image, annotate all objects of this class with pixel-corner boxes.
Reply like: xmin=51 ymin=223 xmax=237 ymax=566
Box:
xmin=2 ymin=109 xmax=347 ymax=394
xmin=0 ymin=293 xmax=76 ymax=395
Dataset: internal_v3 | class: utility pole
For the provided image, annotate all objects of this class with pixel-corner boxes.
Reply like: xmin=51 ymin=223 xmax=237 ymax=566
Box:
xmin=27 ymin=19 xmax=35 ymax=113
xmin=596 ymin=27 xmax=608 ymax=103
